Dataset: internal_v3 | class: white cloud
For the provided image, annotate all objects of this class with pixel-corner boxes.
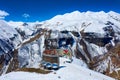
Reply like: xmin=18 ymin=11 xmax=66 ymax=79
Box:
xmin=0 ymin=10 xmax=9 ymax=19
xmin=22 ymin=13 xmax=30 ymax=18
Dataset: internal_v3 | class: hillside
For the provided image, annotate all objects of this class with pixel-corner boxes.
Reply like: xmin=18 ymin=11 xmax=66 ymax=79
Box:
xmin=0 ymin=11 xmax=120 ymax=79
xmin=0 ymin=58 xmax=114 ymax=80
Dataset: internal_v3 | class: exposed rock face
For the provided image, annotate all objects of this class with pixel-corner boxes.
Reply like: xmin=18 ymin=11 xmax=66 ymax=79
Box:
xmin=87 ymin=43 xmax=120 ymax=79
xmin=0 ymin=28 xmax=118 ymax=77
xmin=1 ymin=11 xmax=120 ymax=79
xmin=0 ymin=20 xmax=22 ymax=75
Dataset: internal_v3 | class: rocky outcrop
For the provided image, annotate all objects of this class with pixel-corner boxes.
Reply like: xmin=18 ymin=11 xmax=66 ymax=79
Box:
xmin=89 ymin=43 xmax=120 ymax=79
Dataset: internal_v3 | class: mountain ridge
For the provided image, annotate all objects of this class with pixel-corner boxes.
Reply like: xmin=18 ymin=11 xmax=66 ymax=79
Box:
xmin=0 ymin=10 xmax=120 ymax=80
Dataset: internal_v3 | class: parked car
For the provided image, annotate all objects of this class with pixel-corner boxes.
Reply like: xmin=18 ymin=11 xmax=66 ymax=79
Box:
xmin=52 ymin=63 xmax=59 ymax=70
xmin=46 ymin=62 xmax=52 ymax=70
xmin=41 ymin=61 xmax=47 ymax=67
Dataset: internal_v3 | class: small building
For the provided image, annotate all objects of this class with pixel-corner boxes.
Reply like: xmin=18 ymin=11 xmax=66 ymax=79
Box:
xmin=42 ymin=49 xmax=59 ymax=64
xmin=42 ymin=49 xmax=72 ymax=70
xmin=56 ymin=49 xmax=72 ymax=59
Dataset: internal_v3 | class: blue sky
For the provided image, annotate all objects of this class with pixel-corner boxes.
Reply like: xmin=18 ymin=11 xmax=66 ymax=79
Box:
xmin=0 ymin=0 xmax=120 ymax=22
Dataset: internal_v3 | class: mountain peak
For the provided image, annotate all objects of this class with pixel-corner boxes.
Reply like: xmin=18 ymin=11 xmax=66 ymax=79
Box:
xmin=48 ymin=10 xmax=110 ymax=22
xmin=69 ymin=10 xmax=81 ymax=15
xmin=44 ymin=10 xmax=120 ymax=33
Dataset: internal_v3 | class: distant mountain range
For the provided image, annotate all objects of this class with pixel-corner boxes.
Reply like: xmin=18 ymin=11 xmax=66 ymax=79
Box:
xmin=0 ymin=11 xmax=120 ymax=80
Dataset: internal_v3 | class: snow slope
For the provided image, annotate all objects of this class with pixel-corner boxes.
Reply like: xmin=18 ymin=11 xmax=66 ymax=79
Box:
xmin=0 ymin=20 xmax=22 ymax=49
xmin=1 ymin=11 xmax=120 ymax=79
xmin=0 ymin=58 xmax=115 ymax=80
xmin=0 ymin=20 xmax=18 ymax=39
xmin=41 ymin=11 xmax=120 ymax=35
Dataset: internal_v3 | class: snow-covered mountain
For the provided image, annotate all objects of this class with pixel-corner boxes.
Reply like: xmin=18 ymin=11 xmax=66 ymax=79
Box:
xmin=41 ymin=11 xmax=120 ymax=33
xmin=0 ymin=20 xmax=22 ymax=76
xmin=0 ymin=20 xmax=22 ymax=57
xmin=0 ymin=20 xmax=22 ymax=47
xmin=0 ymin=11 xmax=120 ymax=80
